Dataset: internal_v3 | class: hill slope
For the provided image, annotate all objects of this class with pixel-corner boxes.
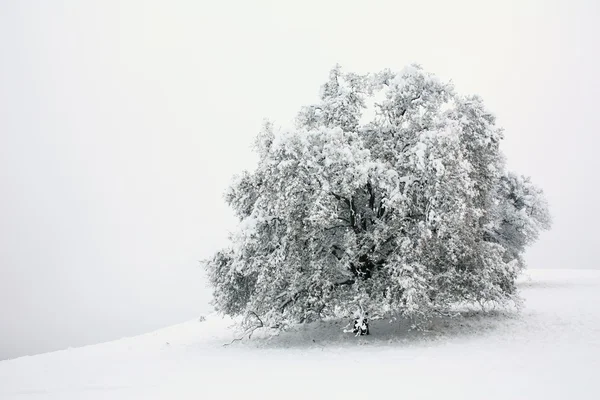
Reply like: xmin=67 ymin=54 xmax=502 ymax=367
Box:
xmin=1 ymin=269 xmax=599 ymax=399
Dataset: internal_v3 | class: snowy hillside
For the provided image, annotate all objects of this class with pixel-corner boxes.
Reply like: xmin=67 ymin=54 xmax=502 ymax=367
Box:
xmin=1 ymin=269 xmax=599 ymax=399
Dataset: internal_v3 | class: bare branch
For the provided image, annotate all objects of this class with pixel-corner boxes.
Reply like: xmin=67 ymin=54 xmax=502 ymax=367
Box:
xmin=223 ymin=325 xmax=260 ymax=347
xmin=223 ymin=311 xmax=265 ymax=346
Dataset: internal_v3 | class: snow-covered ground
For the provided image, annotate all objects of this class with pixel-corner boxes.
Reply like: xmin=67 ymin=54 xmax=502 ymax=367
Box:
xmin=1 ymin=269 xmax=599 ymax=399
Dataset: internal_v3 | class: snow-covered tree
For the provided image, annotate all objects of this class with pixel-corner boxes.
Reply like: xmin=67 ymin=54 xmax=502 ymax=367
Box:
xmin=204 ymin=65 xmax=551 ymax=332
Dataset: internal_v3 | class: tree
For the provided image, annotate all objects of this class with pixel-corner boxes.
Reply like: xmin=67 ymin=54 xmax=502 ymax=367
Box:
xmin=204 ymin=64 xmax=551 ymax=332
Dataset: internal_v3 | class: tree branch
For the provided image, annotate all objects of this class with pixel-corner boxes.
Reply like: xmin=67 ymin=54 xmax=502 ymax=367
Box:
xmin=333 ymin=279 xmax=355 ymax=286
xmin=367 ymin=181 xmax=376 ymax=212
xmin=223 ymin=311 xmax=264 ymax=347
xmin=279 ymin=289 xmax=306 ymax=312
xmin=324 ymin=224 xmax=351 ymax=232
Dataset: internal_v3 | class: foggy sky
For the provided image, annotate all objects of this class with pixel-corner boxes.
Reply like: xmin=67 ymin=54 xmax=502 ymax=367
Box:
xmin=1 ymin=0 xmax=598 ymax=360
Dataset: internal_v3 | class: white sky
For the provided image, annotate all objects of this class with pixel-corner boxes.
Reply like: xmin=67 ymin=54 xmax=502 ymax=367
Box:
xmin=1 ymin=0 xmax=598 ymax=360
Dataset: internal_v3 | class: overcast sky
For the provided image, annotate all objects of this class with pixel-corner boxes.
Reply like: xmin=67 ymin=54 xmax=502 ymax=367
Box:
xmin=1 ymin=0 xmax=598 ymax=360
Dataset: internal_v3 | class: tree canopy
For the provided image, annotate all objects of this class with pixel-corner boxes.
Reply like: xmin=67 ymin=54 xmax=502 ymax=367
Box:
xmin=205 ymin=65 xmax=551 ymax=331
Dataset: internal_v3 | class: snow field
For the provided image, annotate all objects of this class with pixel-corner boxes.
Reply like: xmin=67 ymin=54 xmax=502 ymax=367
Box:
xmin=1 ymin=269 xmax=599 ymax=399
